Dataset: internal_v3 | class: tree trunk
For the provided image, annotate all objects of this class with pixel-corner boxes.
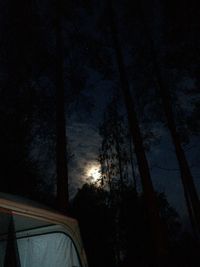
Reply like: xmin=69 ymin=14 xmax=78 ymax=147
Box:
xmin=108 ymin=1 xmax=169 ymax=264
xmin=155 ymin=74 xmax=200 ymax=236
xmin=115 ymin=123 xmax=124 ymax=193
xmin=129 ymin=134 xmax=137 ymax=191
xmin=55 ymin=0 xmax=69 ymax=212
xmin=137 ymin=0 xmax=200 ymax=238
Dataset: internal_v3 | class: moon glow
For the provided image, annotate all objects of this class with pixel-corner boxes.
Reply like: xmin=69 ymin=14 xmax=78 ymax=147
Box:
xmin=86 ymin=163 xmax=101 ymax=182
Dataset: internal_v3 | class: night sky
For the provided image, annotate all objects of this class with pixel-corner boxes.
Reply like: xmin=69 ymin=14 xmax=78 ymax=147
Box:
xmin=1 ymin=1 xmax=200 ymax=266
xmin=61 ymin=1 xmax=200 ymax=223
xmin=67 ymin=79 xmax=200 ymax=220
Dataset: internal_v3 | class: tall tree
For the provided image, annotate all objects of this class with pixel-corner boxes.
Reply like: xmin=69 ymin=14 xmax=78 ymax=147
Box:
xmin=55 ymin=0 xmax=69 ymax=211
xmin=155 ymin=70 xmax=200 ymax=237
xmin=99 ymin=95 xmax=131 ymax=193
xmin=137 ymin=1 xmax=200 ymax=237
xmin=106 ymin=1 xmax=169 ymax=264
xmin=99 ymin=96 xmax=138 ymax=266
xmin=0 ymin=0 xmax=43 ymax=199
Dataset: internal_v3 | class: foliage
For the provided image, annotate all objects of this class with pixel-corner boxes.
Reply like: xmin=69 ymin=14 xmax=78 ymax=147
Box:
xmin=70 ymin=182 xmax=198 ymax=267
xmin=98 ymin=95 xmax=134 ymax=193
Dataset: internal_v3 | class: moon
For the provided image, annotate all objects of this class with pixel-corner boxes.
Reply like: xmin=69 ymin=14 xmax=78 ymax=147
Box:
xmin=86 ymin=163 xmax=101 ymax=182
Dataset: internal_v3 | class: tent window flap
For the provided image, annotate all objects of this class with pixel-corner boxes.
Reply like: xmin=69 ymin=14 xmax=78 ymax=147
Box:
xmin=17 ymin=232 xmax=80 ymax=267
xmin=0 ymin=210 xmax=81 ymax=267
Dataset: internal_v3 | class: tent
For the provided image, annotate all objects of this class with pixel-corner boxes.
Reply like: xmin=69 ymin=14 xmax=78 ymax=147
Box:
xmin=0 ymin=193 xmax=88 ymax=267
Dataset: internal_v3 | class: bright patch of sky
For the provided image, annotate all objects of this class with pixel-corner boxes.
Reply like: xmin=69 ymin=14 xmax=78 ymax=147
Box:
xmin=67 ymin=122 xmax=102 ymax=197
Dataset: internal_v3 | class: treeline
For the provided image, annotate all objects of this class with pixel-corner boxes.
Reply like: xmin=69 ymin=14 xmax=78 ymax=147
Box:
xmin=71 ymin=90 xmax=199 ymax=266
xmin=71 ymin=183 xmax=199 ymax=267
xmin=0 ymin=0 xmax=200 ymax=266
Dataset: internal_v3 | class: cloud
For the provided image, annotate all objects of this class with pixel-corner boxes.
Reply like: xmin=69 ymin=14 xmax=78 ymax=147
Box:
xmin=67 ymin=122 xmax=102 ymax=197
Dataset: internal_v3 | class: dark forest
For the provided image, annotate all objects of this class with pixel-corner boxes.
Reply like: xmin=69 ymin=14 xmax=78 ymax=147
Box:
xmin=0 ymin=0 xmax=200 ymax=266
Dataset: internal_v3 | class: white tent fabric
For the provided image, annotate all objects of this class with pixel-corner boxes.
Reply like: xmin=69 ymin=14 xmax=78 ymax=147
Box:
xmin=0 ymin=194 xmax=87 ymax=267
xmin=17 ymin=232 xmax=80 ymax=267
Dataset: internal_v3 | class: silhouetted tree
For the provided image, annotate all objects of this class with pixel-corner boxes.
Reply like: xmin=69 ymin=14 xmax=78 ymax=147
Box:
xmin=71 ymin=182 xmax=186 ymax=267
xmin=136 ymin=0 xmax=200 ymax=237
xmin=99 ymin=95 xmax=132 ymax=192
xmin=0 ymin=0 xmax=43 ymax=198
xmin=54 ymin=0 xmax=69 ymax=211
xmin=71 ymin=184 xmax=115 ymax=267
xmin=98 ymin=95 xmax=135 ymax=266
xmin=106 ymin=1 xmax=169 ymax=265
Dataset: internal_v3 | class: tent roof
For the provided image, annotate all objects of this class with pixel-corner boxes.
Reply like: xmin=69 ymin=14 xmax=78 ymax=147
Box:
xmin=0 ymin=192 xmax=88 ymax=267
